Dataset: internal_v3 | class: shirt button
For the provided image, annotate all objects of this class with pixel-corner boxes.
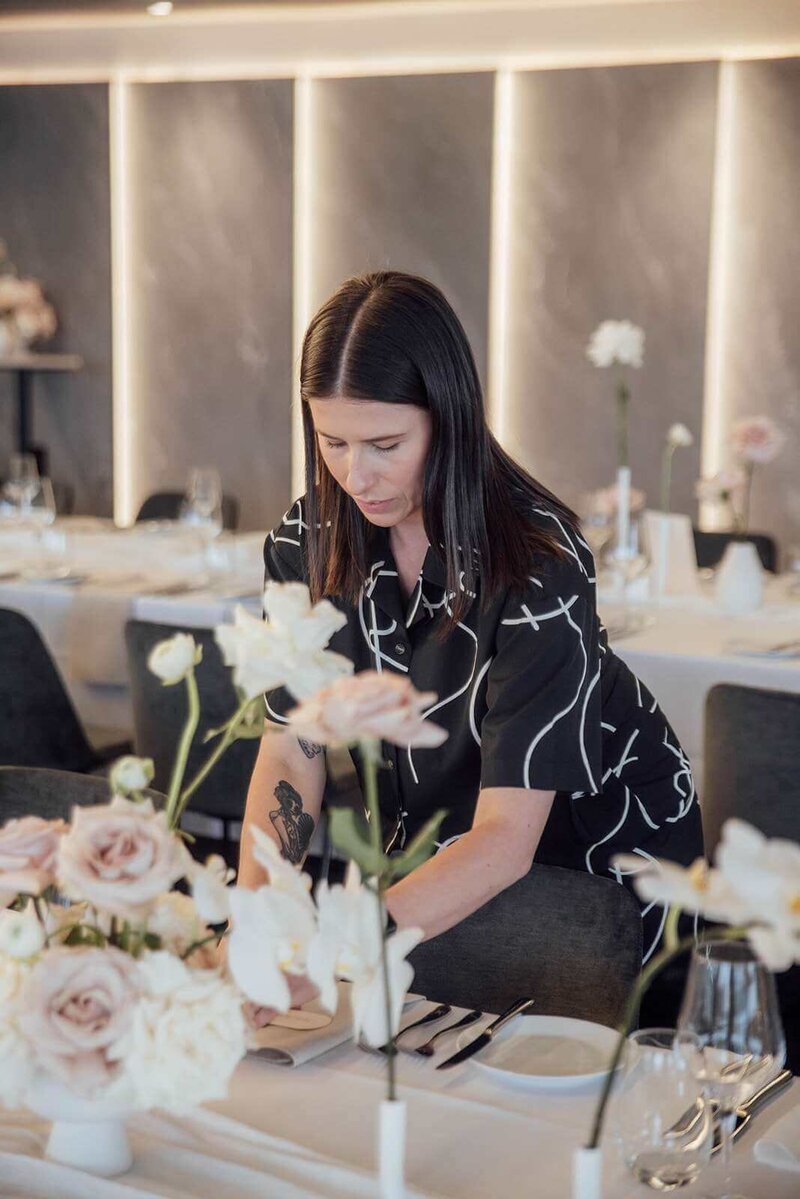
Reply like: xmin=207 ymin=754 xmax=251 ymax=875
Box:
xmin=394 ymin=642 xmax=406 ymax=656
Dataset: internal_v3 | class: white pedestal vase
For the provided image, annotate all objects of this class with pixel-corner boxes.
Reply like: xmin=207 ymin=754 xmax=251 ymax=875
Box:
xmin=25 ymin=1074 xmax=136 ymax=1177
xmin=378 ymin=1098 xmax=407 ymax=1199
xmin=572 ymin=1146 xmax=603 ymax=1199
xmin=615 ymin=466 xmax=631 ymax=559
xmin=714 ymin=540 xmax=764 ymax=615
xmin=643 ymin=510 xmax=702 ymax=599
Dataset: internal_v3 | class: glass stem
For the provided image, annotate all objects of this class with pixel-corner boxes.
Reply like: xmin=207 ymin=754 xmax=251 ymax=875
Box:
xmin=717 ymin=1108 xmax=736 ymax=1186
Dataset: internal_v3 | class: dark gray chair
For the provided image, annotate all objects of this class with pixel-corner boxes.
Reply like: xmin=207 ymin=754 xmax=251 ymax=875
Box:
xmin=703 ymin=683 xmax=800 ymax=853
xmin=0 ymin=765 xmax=163 ymax=823
xmin=693 ymin=529 xmax=777 ymax=573
xmin=136 ymin=491 xmax=239 ymax=531
xmin=408 ymin=865 xmax=643 ymax=1027
xmin=0 ymin=608 xmax=130 ymax=773
xmin=125 ymin=619 xmax=257 ymax=863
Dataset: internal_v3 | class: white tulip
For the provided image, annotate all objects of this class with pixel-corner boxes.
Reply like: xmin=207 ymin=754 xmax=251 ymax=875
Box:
xmin=667 ymin=423 xmax=694 ymax=449
xmin=586 ymin=320 xmax=645 ymax=369
xmin=0 ymin=907 xmax=45 ymax=959
xmin=147 ymin=633 xmax=201 ymax=686
xmin=109 ymin=755 xmax=155 ymax=796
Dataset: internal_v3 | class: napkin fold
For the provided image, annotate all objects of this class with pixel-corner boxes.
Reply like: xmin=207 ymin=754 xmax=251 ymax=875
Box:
xmin=754 ymin=1105 xmax=800 ymax=1174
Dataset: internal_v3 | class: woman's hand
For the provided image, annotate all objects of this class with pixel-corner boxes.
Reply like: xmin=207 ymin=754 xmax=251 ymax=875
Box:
xmin=244 ymin=973 xmax=320 ymax=1030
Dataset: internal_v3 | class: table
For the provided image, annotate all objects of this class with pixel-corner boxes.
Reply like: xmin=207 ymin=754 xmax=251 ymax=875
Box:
xmin=1 ymin=1027 xmax=797 ymax=1197
xmin=0 ymin=351 xmax=83 ymax=475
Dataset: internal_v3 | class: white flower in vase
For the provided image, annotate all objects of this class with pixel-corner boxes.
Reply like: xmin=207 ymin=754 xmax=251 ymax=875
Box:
xmin=188 ymin=853 xmax=236 ymax=926
xmin=108 ymin=755 xmax=155 ymax=797
xmin=0 ymin=906 xmax=46 ymax=959
xmin=660 ymin=423 xmax=695 ymax=514
xmin=586 ymin=320 xmax=645 ymax=369
xmin=727 ymin=415 xmax=787 ymax=532
xmin=147 ymin=632 xmax=202 ymax=686
xmin=285 ymin=670 xmax=449 ymax=750
xmin=0 ymin=814 xmax=66 ymax=907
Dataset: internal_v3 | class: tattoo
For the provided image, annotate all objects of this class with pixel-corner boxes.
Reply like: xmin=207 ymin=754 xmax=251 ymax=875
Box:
xmin=298 ymin=738 xmax=323 ymax=760
xmin=269 ymin=780 xmax=315 ymax=864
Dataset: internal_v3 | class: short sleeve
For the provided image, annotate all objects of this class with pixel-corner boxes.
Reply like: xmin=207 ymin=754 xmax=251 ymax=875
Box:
xmin=479 ymin=582 xmax=602 ymax=795
xmin=261 ymin=529 xmax=305 ymax=727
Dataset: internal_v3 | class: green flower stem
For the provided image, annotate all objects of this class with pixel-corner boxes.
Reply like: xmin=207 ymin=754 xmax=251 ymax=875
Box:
xmin=174 ymin=696 xmax=252 ymax=826
xmin=181 ymin=926 xmax=230 ymax=961
xmin=660 ymin=444 xmax=675 ymax=515
xmin=166 ymin=669 xmax=201 ymax=828
xmin=740 ymin=461 xmax=755 ymax=533
xmin=616 ymin=381 xmax=630 ymax=470
xmin=360 ymin=737 xmax=397 ymax=1103
xmin=587 ymin=920 xmax=750 ymax=1151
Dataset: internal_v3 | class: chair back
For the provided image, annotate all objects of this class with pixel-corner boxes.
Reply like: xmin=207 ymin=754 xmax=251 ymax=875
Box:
xmin=704 ymin=683 xmax=800 ymax=853
xmin=693 ymin=528 xmax=777 ymax=573
xmin=125 ymin=620 xmax=257 ymax=825
xmin=0 ymin=766 xmax=163 ymax=823
xmin=408 ymin=864 xmax=643 ymax=1027
xmin=136 ymin=491 xmax=239 ymax=531
xmin=0 ymin=608 xmax=96 ymax=772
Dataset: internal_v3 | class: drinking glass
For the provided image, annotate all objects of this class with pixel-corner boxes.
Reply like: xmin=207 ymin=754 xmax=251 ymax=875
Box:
xmin=677 ymin=940 xmax=786 ymax=1199
xmin=27 ymin=477 xmax=57 ymax=529
xmin=580 ymin=501 xmax=615 ymax=564
xmin=180 ymin=467 xmax=223 ymax=537
xmin=613 ymin=1028 xmax=713 ymax=1191
xmin=603 ymin=513 xmax=649 ymax=613
xmin=4 ymin=453 xmax=40 ymax=512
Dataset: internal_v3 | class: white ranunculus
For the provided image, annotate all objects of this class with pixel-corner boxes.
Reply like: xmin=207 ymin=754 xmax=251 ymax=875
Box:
xmin=113 ymin=951 xmax=245 ymax=1113
xmin=189 ymin=854 xmax=236 ymax=925
xmin=109 ymin=755 xmax=155 ymax=796
xmin=586 ymin=320 xmax=645 ymax=369
xmin=306 ymin=876 xmax=423 ymax=1044
xmin=226 ymin=883 xmax=317 ymax=1012
xmin=667 ymin=423 xmax=694 ymax=449
xmin=0 ymin=907 xmax=45 ymax=959
xmin=146 ymin=892 xmax=209 ymax=957
xmin=214 ymin=582 xmax=353 ymax=702
xmin=147 ymin=633 xmax=202 ymax=686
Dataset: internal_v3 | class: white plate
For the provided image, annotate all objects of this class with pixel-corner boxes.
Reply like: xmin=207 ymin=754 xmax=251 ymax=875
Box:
xmin=456 ymin=1014 xmax=617 ymax=1091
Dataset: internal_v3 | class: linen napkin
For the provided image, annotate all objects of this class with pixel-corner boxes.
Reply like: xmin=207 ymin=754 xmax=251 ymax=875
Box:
xmin=753 ymin=1105 xmax=800 ymax=1173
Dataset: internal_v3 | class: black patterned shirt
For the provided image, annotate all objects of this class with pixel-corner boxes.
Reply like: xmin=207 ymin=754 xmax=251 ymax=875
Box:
xmin=263 ymin=497 xmax=704 ymax=960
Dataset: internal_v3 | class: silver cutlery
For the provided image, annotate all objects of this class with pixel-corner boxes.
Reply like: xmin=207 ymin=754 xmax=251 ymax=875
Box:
xmin=712 ymin=1067 xmax=793 ymax=1154
xmin=436 ymin=997 xmax=535 ymax=1070
xmin=414 ymin=1009 xmax=483 ymax=1057
xmin=358 ymin=1003 xmax=453 ymax=1054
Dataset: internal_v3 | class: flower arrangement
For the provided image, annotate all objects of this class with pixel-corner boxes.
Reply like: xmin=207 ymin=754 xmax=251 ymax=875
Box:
xmin=586 ymin=319 xmax=644 ymax=471
xmin=659 ymin=423 xmax=694 ymax=514
xmin=0 ymin=580 xmax=447 ymax=1179
xmin=696 ymin=416 xmax=786 ymax=533
xmin=0 ymin=242 xmax=58 ymax=357
xmin=585 ymin=819 xmax=800 ymax=1152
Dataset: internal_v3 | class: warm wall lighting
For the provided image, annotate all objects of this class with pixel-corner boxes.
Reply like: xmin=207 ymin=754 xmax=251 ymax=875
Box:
xmin=292 ymin=76 xmax=315 ymax=500
xmin=488 ymin=68 xmax=515 ymax=448
xmin=109 ymin=77 xmax=135 ymax=527
xmin=146 ymin=2 xmax=173 ymax=17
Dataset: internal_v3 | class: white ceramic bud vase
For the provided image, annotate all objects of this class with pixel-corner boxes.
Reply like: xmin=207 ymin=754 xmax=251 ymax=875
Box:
xmin=379 ymin=1098 xmax=407 ymax=1199
xmin=572 ymin=1146 xmax=603 ymax=1199
xmin=25 ymin=1074 xmax=136 ymax=1177
xmin=714 ymin=540 xmax=764 ymax=615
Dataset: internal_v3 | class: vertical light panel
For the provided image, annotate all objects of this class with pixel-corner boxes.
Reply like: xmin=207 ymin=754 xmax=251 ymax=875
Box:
xmin=700 ymin=60 xmax=738 ymax=527
xmin=488 ymin=68 xmax=515 ymax=445
xmin=109 ymin=75 xmax=134 ymax=526
xmin=292 ymin=75 xmax=315 ymax=502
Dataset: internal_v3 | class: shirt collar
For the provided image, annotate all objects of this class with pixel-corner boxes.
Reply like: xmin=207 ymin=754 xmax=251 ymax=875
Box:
xmin=363 ymin=529 xmax=454 ymax=627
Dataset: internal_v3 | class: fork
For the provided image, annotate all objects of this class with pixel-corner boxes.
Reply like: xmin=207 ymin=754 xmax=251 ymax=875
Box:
xmin=414 ymin=1009 xmax=483 ymax=1057
xmin=359 ymin=1003 xmax=453 ymax=1054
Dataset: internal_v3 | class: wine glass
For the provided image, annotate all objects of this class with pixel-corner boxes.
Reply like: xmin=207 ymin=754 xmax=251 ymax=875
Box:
xmin=180 ymin=467 xmax=223 ymax=538
xmin=677 ymin=940 xmax=786 ymax=1199
xmin=4 ymin=452 xmax=40 ymax=513
xmin=613 ymin=1028 xmax=713 ymax=1191
xmin=27 ymin=477 xmax=57 ymax=529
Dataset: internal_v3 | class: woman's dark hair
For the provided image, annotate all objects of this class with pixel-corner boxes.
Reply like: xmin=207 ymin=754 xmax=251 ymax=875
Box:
xmin=301 ymin=270 xmax=578 ymax=631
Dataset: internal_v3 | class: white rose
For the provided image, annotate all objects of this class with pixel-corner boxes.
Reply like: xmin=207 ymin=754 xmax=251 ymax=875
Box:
xmin=109 ymin=755 xmax=155 ymax=796
xmin=286 ymin=671 xmax=448 ymax=750
xmin=0 ymin=908 xmax=45 ymax=959
xmin=147 ymin=633 xmax=201 ymax=686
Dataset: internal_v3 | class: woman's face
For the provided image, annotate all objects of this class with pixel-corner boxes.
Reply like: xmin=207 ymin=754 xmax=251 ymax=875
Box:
xmin=308 ymin=397 xmax=432 ymax=527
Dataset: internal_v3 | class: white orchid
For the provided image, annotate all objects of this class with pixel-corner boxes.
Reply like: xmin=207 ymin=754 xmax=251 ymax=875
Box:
xmin=226 ymin=882 xmax=317 ymax=1012
xmin=214 ymin=582 xmax=352 ymax=702
xmin=586 ymin=320 xmax=644 ymax=369
xmin=250 ymin=826 xmax=315 ymax=905
xmin=189 ymin=853 xmax=236 ymax=925
xmin=147 ymin=633 xmax=202 ymax=686
xmin=613 ymin=854 xmax=746 ymax=925
xmin=307 ymin=875 xmax=423 ymax=1045
xmin=109 ymin=756 xmax=155 ymax=797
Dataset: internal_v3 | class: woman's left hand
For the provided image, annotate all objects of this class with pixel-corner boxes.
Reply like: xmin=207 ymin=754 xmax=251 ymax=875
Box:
xmin=244 ymin=973 xmax=320 ymax=1029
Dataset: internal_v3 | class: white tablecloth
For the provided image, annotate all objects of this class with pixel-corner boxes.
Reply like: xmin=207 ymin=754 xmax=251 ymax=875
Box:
xmin=0 ymin=1029 xmax=797 ymax=1198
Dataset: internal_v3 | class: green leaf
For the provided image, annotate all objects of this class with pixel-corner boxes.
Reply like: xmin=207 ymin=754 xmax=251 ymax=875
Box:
xmin=328 ymin=807 xmax=386 ymax=878
xmin=385 ymin=810 xmax=447 ymax=882
xmin=143 ymin=932 xmax=162 ymax=950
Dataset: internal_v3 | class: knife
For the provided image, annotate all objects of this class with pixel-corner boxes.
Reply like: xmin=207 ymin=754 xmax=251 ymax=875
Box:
xmin=712 ymin=1068 xmax=794 ymax=1154
xmin=436 ymin=997 xmax=535 ymax=1070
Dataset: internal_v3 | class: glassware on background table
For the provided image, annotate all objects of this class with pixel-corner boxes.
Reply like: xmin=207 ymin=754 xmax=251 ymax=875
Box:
xmin=786 ymin=544 xmax=800 ymax=597
xmin=612 ymin=1027 xmax=713 ymax=1191
xmin=3 ymin=452 xmax=40 ymax=514
xmin=580 ymin=500 xmax=615 ymax=564
xmin=677 ymin=940 xmax=786 ymax=1199
xmin=180 ymin=467 xmax=223 ymax=538
xmin=602 ymin=514 xmax=650 ymax=610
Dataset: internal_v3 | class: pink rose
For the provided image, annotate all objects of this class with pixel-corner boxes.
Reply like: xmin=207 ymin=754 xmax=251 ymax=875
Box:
xmin=0 ymin=816 xmax=66 ymax=907
xmin=287 ymin=671 xmax=448 ymax=750
xmin=57 ymin=797 xmax=190 ymax=918
xmin=585 ymin=483 xmax=646 ymax=519
xmin=730 ymin=416 xmax=786 ymax=464
xmin=19 ymin=946 xmax=139 ymax=1095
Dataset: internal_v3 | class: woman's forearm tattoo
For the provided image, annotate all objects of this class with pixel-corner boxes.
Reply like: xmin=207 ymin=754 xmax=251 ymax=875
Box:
xmin=298 ymin=738 xmax=323 ymax=760
xmin=269 ymin=779 xmax=315 ymax=864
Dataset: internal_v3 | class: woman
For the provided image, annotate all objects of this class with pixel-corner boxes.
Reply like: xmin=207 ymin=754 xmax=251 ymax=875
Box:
xmin=239 ymin=270 xmax=703 ymax=989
